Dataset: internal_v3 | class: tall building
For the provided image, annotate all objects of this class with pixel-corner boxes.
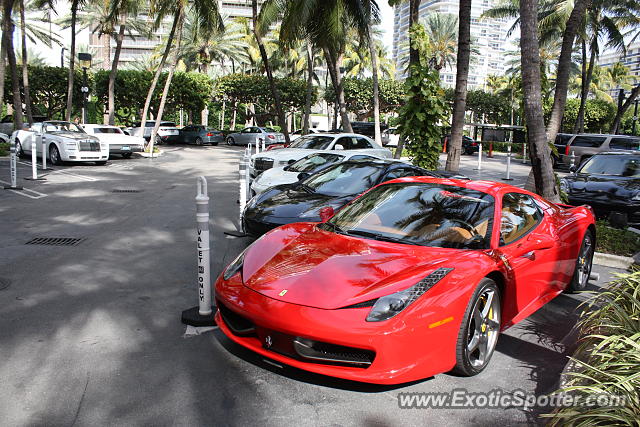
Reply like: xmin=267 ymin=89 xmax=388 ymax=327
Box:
xmin=598 ymin=42 xmax=640 ymax=86
xmin=89 ymin=0 xmax=262 ymax=69
xmin=391 ymin=0 xmax=510 ymax=89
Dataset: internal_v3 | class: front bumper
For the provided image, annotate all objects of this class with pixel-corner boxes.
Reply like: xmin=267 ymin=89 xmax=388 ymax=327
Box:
xmin=204 ymin=136 xmax=223 ymax=144
xmin=109 ymin=144 xmax=144 ymax=154
xmin=214 ymin=274 xmax=459 ymax=384
xmin=567 ymin=196 xmax=640 ymax=223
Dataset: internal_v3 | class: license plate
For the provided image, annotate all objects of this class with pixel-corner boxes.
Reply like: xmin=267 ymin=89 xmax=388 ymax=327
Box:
xmin=121 ymin=146 xmax=130 ymax=151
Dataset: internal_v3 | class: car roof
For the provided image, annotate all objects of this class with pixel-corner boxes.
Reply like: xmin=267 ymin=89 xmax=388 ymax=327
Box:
xmin=572 ymin=133 xmax=638 ymax=138
xmin=591 ymin=151 xmax=640 ymax=156
xmin=379 ymin=176 xmax=540 ymax=197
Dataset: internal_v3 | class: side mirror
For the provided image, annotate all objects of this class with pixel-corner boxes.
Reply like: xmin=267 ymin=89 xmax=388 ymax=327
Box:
xmin=297 ymin=172 xmax=310 ymax=181
xmin=287 ymin=159 xmax=295 ymax=165
xmin=319 ymin=206 xmax=335 ymax=222
xmin=334 ymin=144 xmax=344 ymax=150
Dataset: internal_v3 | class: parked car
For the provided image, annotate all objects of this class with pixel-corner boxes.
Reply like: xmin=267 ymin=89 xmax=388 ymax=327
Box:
xmin=0 ymin=114 xmax=47 ymax=136
xmin=128 ymin=120 xmax=180 ymax=144
xmin=556 ymin=133 xmax=640 ymax=167
xmin=442 ymin=134 xmax=480 ymax=155
xmin=226 ymin=126 xmax=285 ymax=146
xmin=561 ymin=152 xmax=640 ymax=225
xmin=249 ymin=133 xmax=392 ymax=178
xmin=12 ymin=121 xmax=109 ymax=165
xmin=243 ymin=159 xmax=445 ymax=236
xmin=251 ymin=152 xmax=383 ymax=195
xmin=217 ymin=177 xmax=595 ymax=384
xmin=382 ymin=127 xmax=399 ymax=147
xmin=176 ymin=125 xmax=223 ymax=145
xmin=350 ymin=121 xmax=388 ymax=138
xmin=82 ymin=124 xmax=145 ymax=158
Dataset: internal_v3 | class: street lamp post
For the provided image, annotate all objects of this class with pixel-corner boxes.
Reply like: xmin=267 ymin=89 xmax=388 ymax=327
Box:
xmin=78 ymin=53 xmax=92 ymax=124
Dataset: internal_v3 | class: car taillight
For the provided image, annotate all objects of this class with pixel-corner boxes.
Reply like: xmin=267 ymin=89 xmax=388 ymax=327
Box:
xmin=267 ymin=134 xmax=275 ymax=139
xmin=206 ymin=132 xmax=213 ymax=136
xmin=472 ymin=142 xmax=477 ymax=146
xmin=565 ymin=145 xmax=570 ymax=156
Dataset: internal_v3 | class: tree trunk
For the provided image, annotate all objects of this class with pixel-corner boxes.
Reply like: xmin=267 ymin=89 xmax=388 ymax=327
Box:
xmin=324 ymin=46 xmax=353 ymax=133
xmin=302 ymin=43 xmax=314 ymax=134
xmin=107 ymin=23 xmax=126 ymax=125
xmin=545 ymin=0 xmax=590 ymax=142
xmin=252 ymin=0 xmax=290 ymax=144
xmin=408 ymin=0 xmax=421 ymax=69
xmin=140 ymin=12 xmax=180 ymax=139
xmin=65 ymin=0 xmax=78 ymax=122
xmin=3 ymin=0 xmax=23 ymax=130
xmin=445 ymin=0 xmax=472 ymax=172
xmin=0 ymin=17 xmax=6 ymax=119
xmin=19 ymin=0 xmax=33 ymax=124
xmin=149 ymin=7 xmax=185 ymax=155
xmin=367 ymin=23 xmax=382 ymax=146
xmin=610 ymin=85 xmax=640 ymax=134
xmin=574 ymin=41 xmax=596 ymax=133
xmin=231 ymin=101 xmax=237 ymax=130
xmin=520 ymin=0 xmax=559 ymax=202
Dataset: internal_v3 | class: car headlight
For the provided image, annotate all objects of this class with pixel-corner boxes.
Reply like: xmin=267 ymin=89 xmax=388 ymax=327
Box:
xmin=559 ymin=178 xmax=569 ymax=194
xmin=366 ymin=268 xmax=453 ymax=322
xmin=633 ymin=193 xmax=640 ymax=201
xmin=223 ymin=249 xmax=247 ymax=280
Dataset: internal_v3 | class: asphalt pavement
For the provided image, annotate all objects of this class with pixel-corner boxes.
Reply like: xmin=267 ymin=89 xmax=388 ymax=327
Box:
xmin=0 ymin=147 xmax=625 ymax=426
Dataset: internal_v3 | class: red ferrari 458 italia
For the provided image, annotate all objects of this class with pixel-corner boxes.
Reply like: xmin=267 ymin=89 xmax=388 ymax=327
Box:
xmin=215 ymin=177 xmax=595 ymax=384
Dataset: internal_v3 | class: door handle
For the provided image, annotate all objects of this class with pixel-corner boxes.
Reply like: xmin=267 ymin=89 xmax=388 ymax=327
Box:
xmin=520 ymin=251 xmax=535 ymax=260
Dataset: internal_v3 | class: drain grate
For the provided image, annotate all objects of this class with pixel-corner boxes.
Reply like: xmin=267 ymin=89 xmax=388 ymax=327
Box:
xmin=0 ymin=277 xmax=10 ymax=291
xmin=112 ymin=189 xmax=142 ymax=193
xmin=26 ymin=237 xmax=85 ymax=246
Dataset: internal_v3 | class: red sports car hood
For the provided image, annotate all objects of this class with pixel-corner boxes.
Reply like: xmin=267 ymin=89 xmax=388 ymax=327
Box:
xmin=241 ymin=223 xmax=477 ymax=310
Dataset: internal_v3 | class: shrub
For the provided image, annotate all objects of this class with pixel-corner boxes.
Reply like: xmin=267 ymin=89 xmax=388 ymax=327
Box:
xmin=0 ymin=142 xmax=9 ymax=156
xmin=595 ymin=221 xmax=640 ymax=257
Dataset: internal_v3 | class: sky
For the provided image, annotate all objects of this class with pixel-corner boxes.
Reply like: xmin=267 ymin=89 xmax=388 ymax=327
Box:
xmin=379 ymin=2 xmax=396 ymax=54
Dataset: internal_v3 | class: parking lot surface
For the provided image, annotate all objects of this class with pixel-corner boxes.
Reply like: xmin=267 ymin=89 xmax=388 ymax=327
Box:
xmin=0 ymin=147 xmax=624 ymax=425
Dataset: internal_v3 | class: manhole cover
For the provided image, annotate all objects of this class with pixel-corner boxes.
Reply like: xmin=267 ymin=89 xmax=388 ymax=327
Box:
xmin=0 ymin=278 xmax=10 ymax=291
xmin=112 ymin=189 xmax=142 ymax=193
xmin=25 ymin=237 xmax=85 ymax=246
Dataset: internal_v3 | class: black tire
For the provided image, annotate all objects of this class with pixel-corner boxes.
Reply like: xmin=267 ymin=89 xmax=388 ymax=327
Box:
xmin=566 ymin=230 xmax=594 ymax=293
xmin=212 ymin=142 xmax=218 ymax=146
xmin=122 ymin=152 xmax=132 ymax=159
xmin=464 ymin=147 xmax=474 ymax=155
xmin=226 ymin=137 xmax=235 ymax=146
xmin=49 ymin=144 xmax=62 ymax=165
xmin=95 ymin=161 xmax=107 ymax=166
xmin=15 ymin=140 xmax=25 ymax=158
xmin=452 ymin=278 xmax=501 ymax=376
xmin=195 ymin=137 xmax=203 ymax=146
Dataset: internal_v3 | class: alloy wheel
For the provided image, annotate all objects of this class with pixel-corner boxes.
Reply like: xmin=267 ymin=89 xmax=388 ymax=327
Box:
xmin=466 ymin=288 xmax=500 ymax=368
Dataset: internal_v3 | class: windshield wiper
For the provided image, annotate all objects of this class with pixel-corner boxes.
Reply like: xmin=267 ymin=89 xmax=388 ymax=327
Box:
xmin=300 ymin=183 xmax=315 ymax=193
xmin=324 ymin=222 xmax=349 ymax=235
xmin=346 ymin=230 xmax=416 ymax=245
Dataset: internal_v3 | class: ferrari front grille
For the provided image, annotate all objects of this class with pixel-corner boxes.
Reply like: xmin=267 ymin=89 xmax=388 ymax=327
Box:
xmin=293 ymin=337 xmax=374 ymax=367
xmin=218 ymin=302 xmax=256 ymax=335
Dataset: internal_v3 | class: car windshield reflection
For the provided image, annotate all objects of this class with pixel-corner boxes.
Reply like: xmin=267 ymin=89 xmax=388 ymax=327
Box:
xmin=321 ymin=183 xmax=495 ymax=249
xmin=302 ymin=163 xmax=384 ymax=196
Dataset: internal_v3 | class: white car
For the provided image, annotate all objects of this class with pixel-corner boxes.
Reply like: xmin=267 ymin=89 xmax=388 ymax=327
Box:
xmin=128 ymin=120 xmax=180 ymax=144
xmin=13 ymin=121 xmax=109 ymax=165
xmin=382 ymin=127 xmax=400 ymax=147
xmin=249 ymin=133 xmax=392 ymax=178
xmin=251 ymin=151 xmax=383 ymax=195
xmin=82 ymin=124 xmax=145 ymax=158
xmin=289 ymin=128 xmax=320 ymax=141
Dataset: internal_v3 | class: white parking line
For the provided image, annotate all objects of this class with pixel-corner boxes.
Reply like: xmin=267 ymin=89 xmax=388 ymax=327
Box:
xmin=0 ymin=179 xmax=47 ymax=199
xmin=16 ymin=161 xmax=99 ymax=182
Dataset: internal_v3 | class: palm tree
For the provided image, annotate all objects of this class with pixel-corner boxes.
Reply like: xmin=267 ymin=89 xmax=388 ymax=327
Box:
xmin=3 ymin=0 xmax=24 ymax=129
xmin=360 ymin=0 xmax=382 ymax=145
xmin=19 ymin=0 xmax=34 ymax=124
xmin=422 ymin=13 xmax=458 ymax=72
xmin=445 ymin=0 xmax=471 ymax=173
xmin=520 ymin=0 xmax=559 ymax=202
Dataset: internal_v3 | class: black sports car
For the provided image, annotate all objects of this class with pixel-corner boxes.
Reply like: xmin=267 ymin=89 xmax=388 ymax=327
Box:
xmin=561 ymin=152 xmax=640 ymax=225
xmin=242 ymin=159 xmax=463 ymax=236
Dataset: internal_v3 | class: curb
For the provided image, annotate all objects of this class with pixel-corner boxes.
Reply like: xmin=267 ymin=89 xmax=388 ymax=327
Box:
xmin=593 ymin=252 xmax=635 ymax=269
xmin=139 ymin=150 xmax=164 ymax=158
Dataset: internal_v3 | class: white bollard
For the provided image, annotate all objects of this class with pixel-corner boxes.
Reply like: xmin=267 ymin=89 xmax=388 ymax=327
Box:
xmin=261 ymin=137 xmax=265 ymax=152
xmin=31 ymin=141 xmax=37 ymax=179
xmin=3 ymin=141 xmax=22 ymax=190
xmin=522 ymin=143 xmax=528 ymax=164
xmin=570 ymin=151 xmax=576 ymax=169
xmin=180 ymin=176 xmax=216 ymax=326
xmin=245 ymin=158 xmax=251 ymax=205
xmin=504 ymin=144 xmax=513 ymax=181
xmin=476 ymin=143 xmax=483 ymax=170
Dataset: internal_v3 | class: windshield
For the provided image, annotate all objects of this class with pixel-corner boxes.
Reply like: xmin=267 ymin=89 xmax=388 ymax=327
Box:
xmin=321 ymin=183 xmax=494 ymax=249
xmin=289 ymin=135 xmax=334 ymax=150
xmin=44 ymin=122 xmax=84 ymax=133
xmin=303 ymin=163 xmax=384 ymax=196
xmin=263 ymin=127 xmax=276 ymax=133
xmin=93 ymin=127 xmax=123 ymax=134
xmin=289 ymin=153 xmax=344 ymax=173
xmin=579 ymin=155 xmax=640 ymax=177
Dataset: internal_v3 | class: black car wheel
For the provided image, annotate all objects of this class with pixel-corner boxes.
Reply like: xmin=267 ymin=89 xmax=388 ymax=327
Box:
xmin=566 ymin=230 xmax=594 ymax=293
xmin=195 ymin=137 xmax=203 ymax=146
xmin=15 ymin=140 xmax=25 ymax=158
xmin=49 ymin=144 xmax=62 ymax=165
xmin=226 ymin=137 xmax=235 ymax=146
xmin=122 ymin=152 xmax=132 ymax=159
xmin=95 ymin=161 xmax=107 ymax=166
xmin=464 ymin=147 xmax=474 ymax=155
xmin=452 ymin=278 xmax=501 ymax=376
